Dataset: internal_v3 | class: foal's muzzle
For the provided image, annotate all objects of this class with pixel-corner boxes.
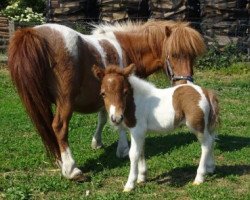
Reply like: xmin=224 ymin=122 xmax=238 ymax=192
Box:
xmin=110 ymin=114 xmax=124 ymax=125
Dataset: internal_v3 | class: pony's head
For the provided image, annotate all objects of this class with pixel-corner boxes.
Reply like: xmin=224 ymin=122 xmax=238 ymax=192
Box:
xmin=92 ymin=64 xmax=135 ymax=126
xmin=162 ymin=23 xmax=206 ymax=85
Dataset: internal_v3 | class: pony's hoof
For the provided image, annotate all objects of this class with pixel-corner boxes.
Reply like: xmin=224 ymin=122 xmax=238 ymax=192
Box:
xmin=69 ymin=169 xmax=90 ymax=182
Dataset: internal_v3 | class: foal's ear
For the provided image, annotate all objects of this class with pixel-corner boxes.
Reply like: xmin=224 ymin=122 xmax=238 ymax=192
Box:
xmin=92 ymin=65 xmax=105 ymax=80
xmin=124 ymin=63 xmax=136 ymax=77
xmin=165 ymin=26 xmax=172 ymax=37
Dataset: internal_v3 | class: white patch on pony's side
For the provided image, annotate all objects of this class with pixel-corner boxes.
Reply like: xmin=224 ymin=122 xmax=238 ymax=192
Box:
xmin=35 ymin=24 xmax=79 ymax=58
xmin=93 ymin=31 xmax=124 ymax=68
xmin=81 ymin=34 xmax=107 ymax=67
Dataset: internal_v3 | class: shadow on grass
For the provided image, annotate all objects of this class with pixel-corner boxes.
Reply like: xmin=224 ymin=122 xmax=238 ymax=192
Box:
xmin=216 ymin=135 xmax=250 ymax=152
xmin=80 ymin=133 xmax=250 ymax=174
xmin=150 ymin=164 xmax=250 ymax=187
xmin=81 ymin=132 xmax=196 ymax=173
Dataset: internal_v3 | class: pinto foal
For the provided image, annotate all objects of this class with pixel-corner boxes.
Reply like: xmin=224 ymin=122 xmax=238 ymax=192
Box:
xmin=92 ymin=64 xmax=219 ymax=191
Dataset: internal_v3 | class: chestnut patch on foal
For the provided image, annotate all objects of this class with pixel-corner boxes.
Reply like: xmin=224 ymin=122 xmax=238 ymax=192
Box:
xmin=172 ymin=85 xmax=205 ymax=133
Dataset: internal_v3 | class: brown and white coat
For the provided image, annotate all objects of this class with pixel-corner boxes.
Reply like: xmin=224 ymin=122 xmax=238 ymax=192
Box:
xmin=93 ymin=65 xmax=219 ymax=191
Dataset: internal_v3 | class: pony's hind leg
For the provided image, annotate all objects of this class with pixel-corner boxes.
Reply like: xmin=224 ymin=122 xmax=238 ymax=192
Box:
xmin=194 ymin=131 xmax=214 ymax=185
xmin=91 ymin=109 xmax=107 ymax=149
xmin=116 ymin=127 xmax=129 ymax=158
xmin=52 ymin=101 xmax=82 ymax=180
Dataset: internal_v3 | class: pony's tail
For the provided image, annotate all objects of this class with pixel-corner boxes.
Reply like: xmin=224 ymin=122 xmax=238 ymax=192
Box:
xmin=8 ymin=28 xmax=60 ymax=160
xmin=207 ymin=90 xmax=220 ymax=132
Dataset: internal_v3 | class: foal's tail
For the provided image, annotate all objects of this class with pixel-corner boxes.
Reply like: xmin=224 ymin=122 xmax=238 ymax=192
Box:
xmin=207 ymin=90 xmax=220 ymax=131
xmin=8 ymin=28 xmax=60 ymax=160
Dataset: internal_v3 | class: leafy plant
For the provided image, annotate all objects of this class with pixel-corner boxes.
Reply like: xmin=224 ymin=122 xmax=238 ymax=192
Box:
xmin=1 ymin=0 xmax=45 ymax=24
xmin=196 ymin=42 xmax=246 ymax=69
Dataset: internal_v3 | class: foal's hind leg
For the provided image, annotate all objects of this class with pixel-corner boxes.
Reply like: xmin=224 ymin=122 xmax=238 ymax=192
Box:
xmin=206 ymin=133 xmax=216 ymax=173
xmin=194 ymin=131 xmax=214 ymax=185
xmin=52 ymin=101 xmax=82 ymax=180
xmin=91 ymin=109 xmax=107 ymax=149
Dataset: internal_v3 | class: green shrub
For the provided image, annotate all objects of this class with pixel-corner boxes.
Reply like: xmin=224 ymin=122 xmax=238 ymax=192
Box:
xmin=1 ymin=0 xmax=45 ymax=24
xmin=196 ymin=42 xmax=246 ymax=69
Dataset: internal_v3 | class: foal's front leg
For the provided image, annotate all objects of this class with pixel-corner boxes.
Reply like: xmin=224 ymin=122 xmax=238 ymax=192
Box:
xmin=124 ymin=129 xmax=145 ymax=192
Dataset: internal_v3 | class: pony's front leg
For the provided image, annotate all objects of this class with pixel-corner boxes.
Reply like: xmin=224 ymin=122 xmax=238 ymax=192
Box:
xmin=52 ymin=102 xmax=82 ymax=180
xmin=124 ymin=129 xmax=145 ymax=192
xmin=91 ymin=109 xmax=107 ymax=149
xmin=116 ymin=127 xmax=129 ymax=158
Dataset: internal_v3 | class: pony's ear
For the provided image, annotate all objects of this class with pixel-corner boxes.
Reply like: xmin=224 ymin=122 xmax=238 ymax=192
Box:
xmin=92 ymin=64 xmax=105 ymax=80
xmin=165 ymin=27 xmax=172 ymax=37
xmin=124 ymin=63 xmax=136 ymax=77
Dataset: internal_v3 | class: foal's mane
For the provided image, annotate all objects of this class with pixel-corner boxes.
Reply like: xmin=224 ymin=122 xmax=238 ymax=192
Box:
xmin=103 ymin=65 xmax=127 ymax=76
xmin=104 ymin=65 xmax=156 ymax=95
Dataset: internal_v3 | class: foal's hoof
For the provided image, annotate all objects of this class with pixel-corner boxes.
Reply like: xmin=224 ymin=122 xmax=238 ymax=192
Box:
xmin=137 ymin=179 xmax=146 ymax=184
xmin=123 ymin=187 xmax=133 ymax=192
xmin=192 ymin=181 xmax=202 ymax=186
xmin=91 ymin=139 xmax=104 ymax=150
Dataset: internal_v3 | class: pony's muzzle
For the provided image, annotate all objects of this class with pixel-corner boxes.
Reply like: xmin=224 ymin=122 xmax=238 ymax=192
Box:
xmin=111 ymin=114 xmax=124 ymax=125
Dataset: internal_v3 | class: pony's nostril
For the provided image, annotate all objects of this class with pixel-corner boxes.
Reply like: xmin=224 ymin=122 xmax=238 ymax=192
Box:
xmin=120 ymin=115 xmax=124 ymax=121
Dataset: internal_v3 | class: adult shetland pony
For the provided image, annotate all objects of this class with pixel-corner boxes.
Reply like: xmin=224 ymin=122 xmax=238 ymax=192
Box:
xmin=8 ymin=21 xmax=205 ymax=180
xmin=92 ymin=64 xmax=219 ymax=191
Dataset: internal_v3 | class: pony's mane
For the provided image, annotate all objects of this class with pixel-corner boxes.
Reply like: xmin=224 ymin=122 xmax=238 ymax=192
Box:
xmin=163 ymin=22 xmax=206 ymax=58
xmin=92 ymin=21 xmax=143 ymax=35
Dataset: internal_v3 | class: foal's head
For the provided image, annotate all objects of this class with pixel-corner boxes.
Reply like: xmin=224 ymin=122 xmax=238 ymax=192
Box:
xmin=92 ymin=64 xmax=135 ymax=126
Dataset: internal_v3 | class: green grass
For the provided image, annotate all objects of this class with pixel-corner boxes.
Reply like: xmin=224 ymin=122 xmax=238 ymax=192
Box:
xmin=0 ymin=62 xmax=249 ymax=199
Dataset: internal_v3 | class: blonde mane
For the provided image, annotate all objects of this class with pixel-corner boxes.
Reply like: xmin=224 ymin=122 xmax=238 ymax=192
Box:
xmin=163 ymin=22 xmax=206 ymax=58
xmin=92 ymin=20 xmax=205 ymax=61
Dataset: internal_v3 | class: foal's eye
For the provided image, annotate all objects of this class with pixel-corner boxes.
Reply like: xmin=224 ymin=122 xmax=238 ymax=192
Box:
xmin=100 ymin=92 xmax=105 ymax=98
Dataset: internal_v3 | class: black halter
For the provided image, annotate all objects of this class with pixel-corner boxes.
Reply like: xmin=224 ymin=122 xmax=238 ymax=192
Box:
xmin=165 ymin=55 xmax=194 ymax=85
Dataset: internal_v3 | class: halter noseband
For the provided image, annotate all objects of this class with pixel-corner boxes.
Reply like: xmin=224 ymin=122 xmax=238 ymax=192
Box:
xmin=165 ymin=55 xmax=194 ymax=85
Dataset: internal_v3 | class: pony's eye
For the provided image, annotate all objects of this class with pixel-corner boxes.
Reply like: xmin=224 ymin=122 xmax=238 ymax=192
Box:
xmin=124 ymin=90 xmax=128 ymax=95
